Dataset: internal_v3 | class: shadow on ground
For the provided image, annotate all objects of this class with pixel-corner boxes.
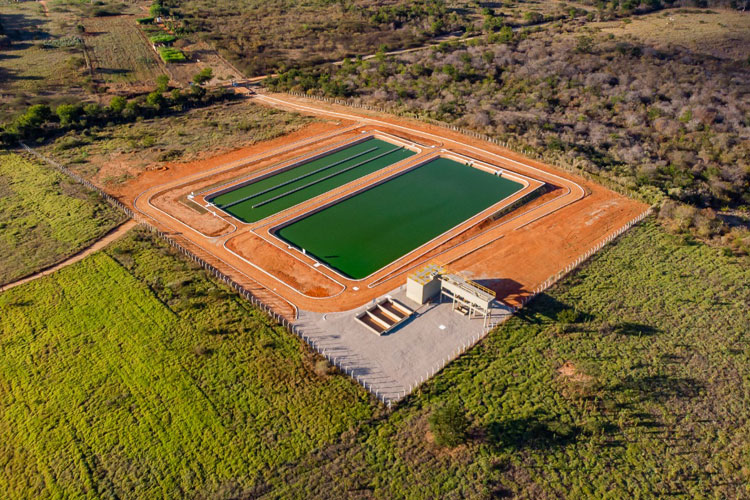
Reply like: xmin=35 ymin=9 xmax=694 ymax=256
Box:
xmin=485 ymin=410 xmax=580 ymax=451
xmin=611 ymin=375 xmax=704 ymax=403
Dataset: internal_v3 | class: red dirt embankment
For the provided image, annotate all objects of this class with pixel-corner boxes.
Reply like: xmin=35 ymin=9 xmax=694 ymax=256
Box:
xmin=113 ymin=120 xmax=353 ymax=204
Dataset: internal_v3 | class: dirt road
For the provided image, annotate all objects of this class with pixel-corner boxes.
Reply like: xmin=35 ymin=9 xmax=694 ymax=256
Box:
xmin=0 ymin=220 xmax=138 ymax=293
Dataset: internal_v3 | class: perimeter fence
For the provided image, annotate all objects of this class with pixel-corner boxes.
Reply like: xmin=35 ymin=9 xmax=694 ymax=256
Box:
xmin=20 ymin=87 xmax=654 ymax=408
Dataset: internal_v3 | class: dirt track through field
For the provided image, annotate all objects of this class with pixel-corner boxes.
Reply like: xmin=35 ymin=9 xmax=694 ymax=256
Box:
xmin=0 ymin=220 xmax=137 ymax=293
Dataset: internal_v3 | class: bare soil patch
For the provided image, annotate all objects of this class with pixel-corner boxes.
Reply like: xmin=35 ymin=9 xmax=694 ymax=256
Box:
xmin=558 ymin=361 xmax=593 ymax=384
xmin=226 ymin=233 xmax=344 ymax=298
xmin=592 ymin=9 xmax=750 ymax=60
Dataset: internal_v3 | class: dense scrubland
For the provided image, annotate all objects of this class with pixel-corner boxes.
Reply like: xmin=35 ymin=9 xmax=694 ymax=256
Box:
xmin=159 ymin=0 xmax=747 ymax=75
xmin=1 ymin=220 xmax=748 ymax=498
xmin=0 ymin=152 xmax=125 ymax=286
xmin=265 ymin=10 xmax=750 ymax=252
xmin=159 ymin=0 xmax=468 ymax=75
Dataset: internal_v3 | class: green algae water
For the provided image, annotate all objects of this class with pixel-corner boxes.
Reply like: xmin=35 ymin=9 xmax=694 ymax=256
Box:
xmin=209 ymin=138 xmax=414 ymax=223
xmin=277 ymin=157 xmax=523 ymax=279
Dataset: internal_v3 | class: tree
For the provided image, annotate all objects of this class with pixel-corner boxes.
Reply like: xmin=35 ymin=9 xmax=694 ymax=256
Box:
xmin=146 ymin=90 xmax=166 ymax=109
xmin=576 ymin=35 xmax=594 ymax=53
xmin=192 ymin=67 xmax=213 ymax=85
xmin=170 ymin=88 xmax=184 ymax=106
xmin=374 ymin=45 xmax=388 ymax=63
xmin=156 ymin=74 xmax=170 ymax=93
xmin=108 ymin=96 xmax=127 ymax=114
xmin=8 ymin=104 xmax=51 ymax=137
xmin=429 ymin=402 xmax=469 ymax=447
xmin=55 ymin=104 xmax=81 ymax=126
xmin=523 ymin=11 xmax=544 ymax=24
xmin=122 ymin=100 xmax=141 ymax=119
xmin=190 ymin=84 xmax=206 ymax=99
xmin=490 ymin=25 xmax=513 ymax=44
xmin=23 ymin=104 xmax=52 ymax=126
xmin=83 ymin=103 xmax=103 ymax=121
xmin=430 ymin=18 xmax=445 ymax=34
xmin=149 ymin=2 xmax=167 ymax=17
xmin=442 ymin=63 xmax=458 ymax=80
xmin=556 ymin=308 xmax=579 ymax=334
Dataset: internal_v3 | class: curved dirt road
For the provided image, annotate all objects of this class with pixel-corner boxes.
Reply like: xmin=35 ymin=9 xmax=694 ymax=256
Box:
xmin=0 ymin=220 xmax=138 ymax=294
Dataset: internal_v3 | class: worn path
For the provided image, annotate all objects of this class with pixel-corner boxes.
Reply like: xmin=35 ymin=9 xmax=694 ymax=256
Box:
xmin=0 ymin=220 xmax=137 ymax=293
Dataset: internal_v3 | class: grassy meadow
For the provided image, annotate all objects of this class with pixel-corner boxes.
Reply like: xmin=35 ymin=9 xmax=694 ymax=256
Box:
xmin=592 ymin=8 xmax=750 ymax=61
xmin=0 ymin=229 xmax=374 ymax=498
xmin=0 ymin=0 xmax=92 ymax=115
xmin=0 ymin=152 xmax=125 ymax=286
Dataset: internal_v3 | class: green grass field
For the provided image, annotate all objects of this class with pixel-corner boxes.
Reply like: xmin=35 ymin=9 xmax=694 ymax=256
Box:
xmin=0 ymin=229 xmax=373 ymax=498
xmin=210 ymin=138 xmax=415 ymax=223
xmin=0 ymin=152 xmax=126 ymax=286
xmin=278 ymin=157 xmax=523 ymax=278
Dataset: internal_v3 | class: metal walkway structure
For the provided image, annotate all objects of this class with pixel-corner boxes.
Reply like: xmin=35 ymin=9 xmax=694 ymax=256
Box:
xmin=406 ymin=262 xmax=496 ymax=328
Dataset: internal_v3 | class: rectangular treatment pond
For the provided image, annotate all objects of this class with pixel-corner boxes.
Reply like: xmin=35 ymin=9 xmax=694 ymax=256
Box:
xmin=276 ymin=156 xmax=525 ymax=279
xmin=208 ymin=137 xmax=415 ymax=223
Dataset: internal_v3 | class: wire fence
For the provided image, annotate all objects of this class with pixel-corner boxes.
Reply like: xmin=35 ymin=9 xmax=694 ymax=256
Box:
xmin=20 ymin=92 xmax=654 ymax=409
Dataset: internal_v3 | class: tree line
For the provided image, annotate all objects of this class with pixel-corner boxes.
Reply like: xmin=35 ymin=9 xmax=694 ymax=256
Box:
xmin=0 ymin=75 xmax=233 ymax=147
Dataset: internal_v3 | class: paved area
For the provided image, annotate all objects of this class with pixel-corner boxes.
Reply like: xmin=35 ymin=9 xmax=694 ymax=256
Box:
xmin=294 ymin=285 xmax=514 ymax=403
